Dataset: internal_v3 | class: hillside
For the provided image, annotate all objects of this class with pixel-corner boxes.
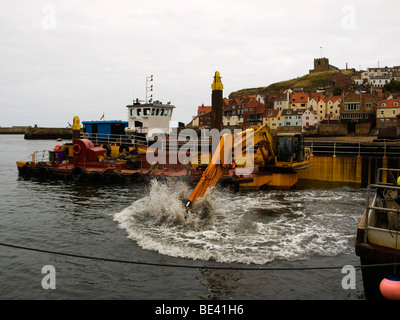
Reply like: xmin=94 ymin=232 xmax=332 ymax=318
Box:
xmin=229 ymin=70 xmax=355 ymax=98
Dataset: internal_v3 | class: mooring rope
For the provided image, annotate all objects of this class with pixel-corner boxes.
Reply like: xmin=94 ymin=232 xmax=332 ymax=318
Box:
xmin=1 ymin=242 xmax=400 ymax=271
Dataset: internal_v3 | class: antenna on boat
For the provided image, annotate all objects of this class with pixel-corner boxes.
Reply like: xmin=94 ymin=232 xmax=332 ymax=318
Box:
xmin=146 ymin=75 xmax=153 ymax=103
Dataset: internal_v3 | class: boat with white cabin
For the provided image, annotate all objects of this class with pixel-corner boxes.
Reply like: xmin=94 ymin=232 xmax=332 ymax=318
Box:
xmin=125 ymin=99 xmax=180 ymax=144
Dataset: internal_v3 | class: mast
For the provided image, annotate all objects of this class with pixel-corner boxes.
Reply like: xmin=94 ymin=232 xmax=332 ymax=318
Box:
xmin=146 ymin=75 xmax=153 ymax=103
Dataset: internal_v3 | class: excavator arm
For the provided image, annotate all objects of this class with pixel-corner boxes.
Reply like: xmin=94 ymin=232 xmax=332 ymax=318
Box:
xmin=185 ymin=131 xmax=232 ymax=210
xmin=185 ymin=125 xmax=275 ymax=210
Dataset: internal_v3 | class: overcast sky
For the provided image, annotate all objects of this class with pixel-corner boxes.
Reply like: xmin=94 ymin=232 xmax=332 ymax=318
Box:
xmin=1 ymin=0 xmax=399 ymax=127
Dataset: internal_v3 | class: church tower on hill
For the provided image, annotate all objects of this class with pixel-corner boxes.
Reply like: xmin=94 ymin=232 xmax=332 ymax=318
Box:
xmin=309 ymin=57 xmax=339 ymax=73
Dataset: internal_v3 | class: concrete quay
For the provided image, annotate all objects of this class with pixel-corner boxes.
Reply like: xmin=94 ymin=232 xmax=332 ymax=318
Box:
xmin=0 ymin=126 xmax=72 ymax=140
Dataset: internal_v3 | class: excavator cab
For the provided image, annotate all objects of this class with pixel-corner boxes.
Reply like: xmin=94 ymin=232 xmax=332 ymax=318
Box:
xmin=275 ymin=133 xmax=305 ymax=165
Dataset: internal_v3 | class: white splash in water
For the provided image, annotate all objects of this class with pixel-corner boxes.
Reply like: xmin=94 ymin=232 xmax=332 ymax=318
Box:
xmin=114 ymin=180 xmax=363 ymax=264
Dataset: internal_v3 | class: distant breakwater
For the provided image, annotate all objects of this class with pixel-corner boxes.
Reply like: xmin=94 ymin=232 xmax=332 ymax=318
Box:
xmin=0 ymin=126 xmax=73 ymax=140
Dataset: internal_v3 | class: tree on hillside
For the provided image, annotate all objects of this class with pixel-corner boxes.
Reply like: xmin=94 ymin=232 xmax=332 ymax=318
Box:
xmin=384 ymin=80 xmax=400 ymax=93
xmin=333 ymin=87 xmax=342 ymax=96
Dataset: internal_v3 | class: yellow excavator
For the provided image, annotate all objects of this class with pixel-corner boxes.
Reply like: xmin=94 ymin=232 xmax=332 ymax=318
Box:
xmin=185 ymin=125 xmax=311 ymax=210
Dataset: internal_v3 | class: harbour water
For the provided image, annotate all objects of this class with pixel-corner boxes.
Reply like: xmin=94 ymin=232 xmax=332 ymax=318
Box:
xmin=0 ymin=135 xmax=366 ymax=300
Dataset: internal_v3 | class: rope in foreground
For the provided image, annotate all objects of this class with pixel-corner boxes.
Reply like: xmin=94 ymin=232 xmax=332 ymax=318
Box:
xmin=1 ymin=242 xmax=399 ymax=271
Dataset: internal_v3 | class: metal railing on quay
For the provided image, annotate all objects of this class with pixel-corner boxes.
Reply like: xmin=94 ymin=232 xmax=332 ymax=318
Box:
xmin=305 ymin=141 xmax=400 ymax=158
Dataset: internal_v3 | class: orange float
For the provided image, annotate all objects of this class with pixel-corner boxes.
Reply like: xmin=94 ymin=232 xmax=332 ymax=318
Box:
xmin=380 ymin=276 xmax=400 ymax=300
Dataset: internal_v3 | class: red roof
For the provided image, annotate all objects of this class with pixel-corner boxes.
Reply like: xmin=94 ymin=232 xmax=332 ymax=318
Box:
xmin=290 ymin=92 xmax=308 ymax=103
xmin=245 ymin=99 xmax=261 ymax=108
xmin=265 ymin=109 xmax=279 ymax=117
xmin=325 ymin=96 xmax=342 ymax=103
xmin=309 ymin=92 xmax=325 ymax=102
xmin=377 ymin=99 xmax=400 ymax=109
xmin=197 ymin=105 xmax=211 ymax=116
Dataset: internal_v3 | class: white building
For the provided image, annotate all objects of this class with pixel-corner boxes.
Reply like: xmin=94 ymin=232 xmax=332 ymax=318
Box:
xmin=361 ymin=66 xmax=400 ymax=85
xmin=369 ymin=76 xmax=391 ymax=88
xmin=278 ymin=109 xmax=303 ymax=127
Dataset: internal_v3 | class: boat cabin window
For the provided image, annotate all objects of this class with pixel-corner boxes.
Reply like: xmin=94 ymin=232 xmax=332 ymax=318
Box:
xmin=160 ymin=109 xmax=164 ymax=116
xmin=137 ymin=108 xmax=142 ymax=116
xmin=156 ymin=109 xmax=159 ymax=116
xmin=167 ymin=109 xmax=172 ymax=116
xmin=151 ymin=108 xmax=155 ymax=116
xmin=144 ymin=108 xmax=151 ymax=116
xmin=130 ymin=109 xmax=135 ymax=116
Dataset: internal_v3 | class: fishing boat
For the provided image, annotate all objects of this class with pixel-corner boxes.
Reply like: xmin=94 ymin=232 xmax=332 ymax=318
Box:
xmin=355 ymin=168 xmax=400 ymax=299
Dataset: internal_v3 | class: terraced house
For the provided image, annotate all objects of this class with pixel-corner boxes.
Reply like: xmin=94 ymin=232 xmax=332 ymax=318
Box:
xmin=243 ymin=99 xmax=264 ymax=127
xmin=324 ymin=96 xmax=342 ymax=120
xmin=302 ymin=108 xmax=321 ymax=131
xmin=307 ymin=92 xmax=324 ymax=112
xmin=264 ymin=109 xmax=279 ymax=130
xmin=278 ymin=109 xmax=304 ymax=128
xmin=289 ymin=92 xmax=309 ymax=110
xmin=274 ymin=91 xmax=290 ymax=111
xmin=376 ymin=98 xmax=400 ymax=128
xmin=340 ymin=92 xmax=378 ymax=134
xmin=191 ymin=105 xmax=212 ymax=128
xmin=222 ymin=98 xmax=242 ymax=127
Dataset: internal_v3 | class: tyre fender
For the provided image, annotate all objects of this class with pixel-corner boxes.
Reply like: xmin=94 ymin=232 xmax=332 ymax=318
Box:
xmin=110 ymin=172 xmax=123 ymax=184
xmin=102 ymin=144 xmax=111 ymax=156
xmin=131 ymin=172 xmax=146 ymax=184
xmin=38 ymin=166 xmax=50 ymax=179
xmin=20 ymin=164 xmax=32 ymax=177
xmin=72 ymin=166 xmax=85 ymax=182
xmin=90 ymin=171 xmax=105 ymax=184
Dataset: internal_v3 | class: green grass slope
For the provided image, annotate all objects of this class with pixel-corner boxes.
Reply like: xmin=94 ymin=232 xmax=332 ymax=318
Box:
xmin=229 ymin=70 xmax=354 ymax=98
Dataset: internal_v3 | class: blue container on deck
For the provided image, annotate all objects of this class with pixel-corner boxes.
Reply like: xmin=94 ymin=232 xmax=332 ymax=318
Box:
xmin=82 ymin=120 xmax=128 ymax=140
